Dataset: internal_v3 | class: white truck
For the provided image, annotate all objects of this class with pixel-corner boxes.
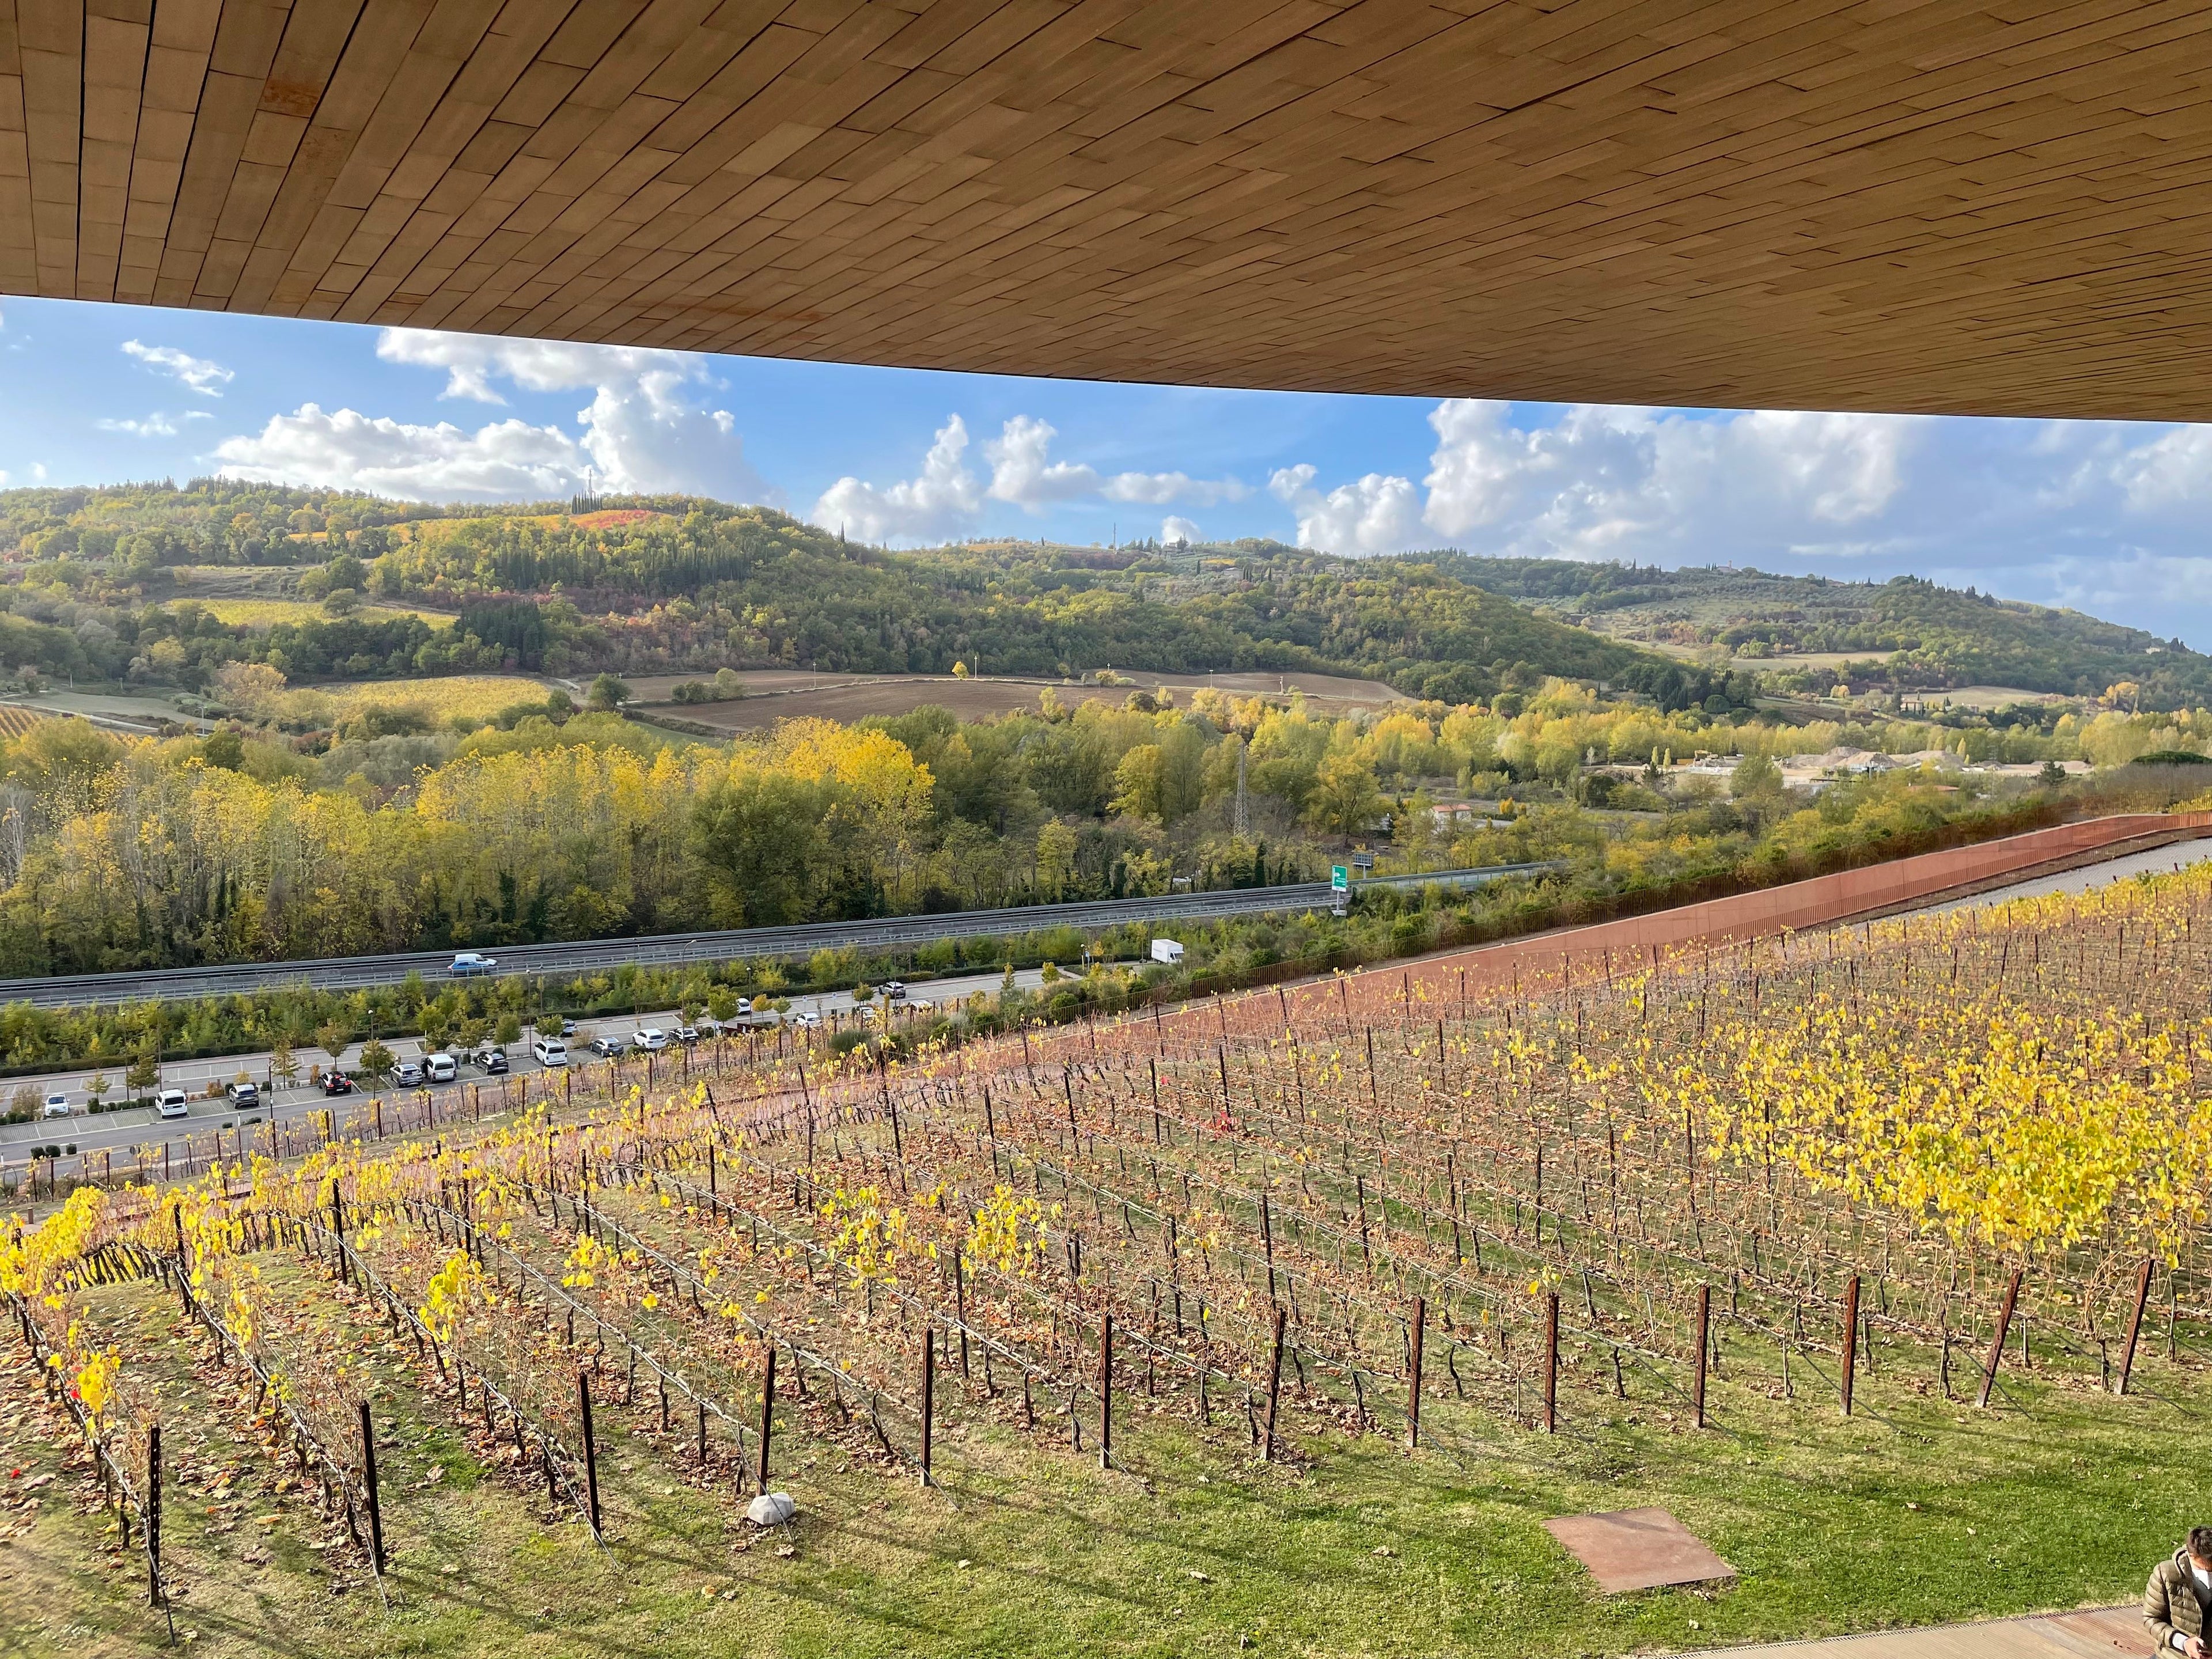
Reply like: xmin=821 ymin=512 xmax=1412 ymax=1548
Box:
xmin=1150 ymin=938 xmax=1185 ymax=965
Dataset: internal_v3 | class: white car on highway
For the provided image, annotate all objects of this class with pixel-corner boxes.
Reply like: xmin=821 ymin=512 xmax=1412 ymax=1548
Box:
xmin=531 ymin=1036 xmax=568 ymax=1066
xmin=449 ymin=951 xmax=498 ymax=977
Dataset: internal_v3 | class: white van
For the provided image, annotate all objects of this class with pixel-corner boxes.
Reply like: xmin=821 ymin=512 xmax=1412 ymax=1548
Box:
xmin=531 ymin=1036 xmax=569 ymax=1067
xmin=425 ymin=1052 xmax=458 ymax=1084
xmin=156 ymin=1088 xmax=190 ymax=1120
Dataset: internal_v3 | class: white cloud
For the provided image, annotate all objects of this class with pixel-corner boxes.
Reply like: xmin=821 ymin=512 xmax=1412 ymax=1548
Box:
xmin=377 ymin=329 xmax=700 ymax=407
xmin=983 ymin=415 xmax=1248 ymax=512
xmin=374 ymin=327 xmax=770 ymax=500
xmin=1161 ymin=516 xmax=1200 ymax=546
xmin=1268 ymin=464 xmax=1426 ymax=555
xmin=216 ymin=328 xmax=773 ymax=503
xmin=214 ymin=404 xmax=586 ymax=501
xmin=1417 ymin=400 xmax=1918 ymax=560
xmin=96 ymin=413 xmax=179 ymax=438
xmin=2108 ymin=424 xmax=2212 ymax=514
xmin=986 ymin=415 xmax=1100 ymax=507
xmin=1102 ymin=471 xmax=1249 ymax=507
xmin=122 ymin=340 xmax=232 ymax=397
xmin=815 ymin=415 xmax=984 ymax=543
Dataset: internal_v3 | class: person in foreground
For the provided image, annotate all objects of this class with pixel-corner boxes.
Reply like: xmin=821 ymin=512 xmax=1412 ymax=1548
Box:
xmin=2146 ymin=1527 xmax=2212 ymax=1655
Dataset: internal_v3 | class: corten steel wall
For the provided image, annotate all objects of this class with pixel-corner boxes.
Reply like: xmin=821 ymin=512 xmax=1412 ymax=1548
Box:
xmin=1306 ymin=812 xmax=2212 ymax=1019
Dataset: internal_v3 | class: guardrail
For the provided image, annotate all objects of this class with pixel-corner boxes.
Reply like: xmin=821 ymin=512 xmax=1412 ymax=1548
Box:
xmin=0 ymin=862 xmax=1564 ymax=1010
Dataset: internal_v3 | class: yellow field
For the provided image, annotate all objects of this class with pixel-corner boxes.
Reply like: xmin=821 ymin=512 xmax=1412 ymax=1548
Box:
xmin=396 ymin=508 xmax=671 ymax=543
xmin=200 ymin=599 xmax=454 ymax=628
xmin=294 ymin=675 xmax=555 ymax=726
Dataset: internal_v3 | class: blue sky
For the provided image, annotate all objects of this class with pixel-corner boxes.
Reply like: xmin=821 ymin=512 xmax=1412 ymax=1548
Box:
xmin=3 ymin=296 xmax=2210 ymax=646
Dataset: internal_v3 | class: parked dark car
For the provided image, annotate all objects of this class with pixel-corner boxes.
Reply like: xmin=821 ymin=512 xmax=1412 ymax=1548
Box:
xmin=320 ymin=1071 xmax=355 ymax=1096
xmin=588 ymin=1036 xmax=628 ymax=1059
xmin=471 ymin=1047 xmax=510 ymax=1074
xmin=389 ymin=1059 xmax=426 ymax=1088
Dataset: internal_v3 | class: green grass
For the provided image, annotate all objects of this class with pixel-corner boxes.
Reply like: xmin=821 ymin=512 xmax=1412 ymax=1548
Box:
xmin=1 ymin=1295 xmax=2192 ymax=1659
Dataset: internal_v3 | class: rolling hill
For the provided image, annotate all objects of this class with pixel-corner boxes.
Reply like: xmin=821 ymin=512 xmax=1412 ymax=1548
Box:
xmin=0 ymin=479 xmax=2200 ymax=712
xmin=1437 ymin=555 xmax=2212 ymax=706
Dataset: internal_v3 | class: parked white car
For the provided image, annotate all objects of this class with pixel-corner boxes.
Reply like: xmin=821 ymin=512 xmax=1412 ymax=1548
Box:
xmin=632 ymin=1027 xmax=671 ymax=1052
xmin=41 ymin=1092 xmax=69 ymax=1118
xmin=531 ymin=1037 xmax=569 ymax=1066
xmin=156 ymin=1088 xmax=190 ymax=1120
xmin=425 ymin=1052 xmax=458 ymax=1084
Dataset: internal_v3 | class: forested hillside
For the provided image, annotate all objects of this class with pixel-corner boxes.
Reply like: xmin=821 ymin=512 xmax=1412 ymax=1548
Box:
xmin=3 ymin=482 xmax=2200 ymax=710
xmin=1444 ymin=555 xmax=2212 ymax=704
xmin=0 ymin=481 xmax=1661 ymax=706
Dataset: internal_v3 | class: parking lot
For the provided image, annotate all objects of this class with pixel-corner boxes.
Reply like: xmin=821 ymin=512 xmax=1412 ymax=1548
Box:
xmin=0 ymin=967 xmax=1052 ymax=1171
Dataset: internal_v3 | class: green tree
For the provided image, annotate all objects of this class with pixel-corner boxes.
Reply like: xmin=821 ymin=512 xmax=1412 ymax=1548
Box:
xmin=126 ymin=1043 xmax=160 ymax=1097
xmin=316 ymin=1017 xmax=355 ymax=1066
xmin=586 ymin=673 xmax=632 ymax=710
xmin=706 ymin=986 xmax=738 ymax=1024
xmin=1304 ymin=752 xmax=1382 ymax=837
xmin=1036 ymin=819 xmax=1078 ymax=897
xmin=692 ymin=771 xmax=831 ymax=926
xmin=270 ymin=1035 xmax=299 ymax=1089
xmin=1732 ymin=751 xmax=1784 ymax=800
xmin=359 ymin=1037 xmax=395 ymax=1085
xmin=1111 ymin=744 xmax=1165 ymax=821
xmin=493 ymin=1011 xmax=522 ymax=1046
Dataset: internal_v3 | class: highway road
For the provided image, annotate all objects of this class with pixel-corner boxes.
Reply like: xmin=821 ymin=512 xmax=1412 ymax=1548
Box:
xmin=0 ymin=862 xmax=1556 ymax=1010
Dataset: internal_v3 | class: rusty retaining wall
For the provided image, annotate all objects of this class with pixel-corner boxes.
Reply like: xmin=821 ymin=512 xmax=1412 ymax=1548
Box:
xmin=1317 ymin=810 xmax=2212 ymax=1015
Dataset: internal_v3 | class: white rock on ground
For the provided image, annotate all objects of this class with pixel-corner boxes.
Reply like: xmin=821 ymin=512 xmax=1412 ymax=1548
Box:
xmin=747 ymin=1491 xmax=797 ymax=1527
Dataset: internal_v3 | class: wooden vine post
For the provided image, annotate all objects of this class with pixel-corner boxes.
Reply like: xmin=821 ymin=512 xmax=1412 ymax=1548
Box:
xmin=2118 ymin=1257 xmax=2155 ymax=1396
xmin=755 ymin=1348 xmax=777 ymax=1490
xmin=146 ymin=1424 xmax=163 ymax=1607
xmin=919 ymin=1330 xmax=935 ymax=1487
xmin=1542 ymin=1291 xmax=1559 ymax=1433
xmin=1406 ymin=1296 xmax=1425 ymax=1452
xmin=578 ymin=1372 xmax=601 ymax=1535
xmin=1691 ymin=1285 xmax=1710 ymax=1430
xmin=357 ymin=1400 xmax=385 ymax=1571
xmin=1098 ymin=1313 xmax=1114 ymax=1470
xmin=1840 ymin=1273 xmax=1861 ymax=1416
xmin=1978 ymin=1268 xmax=2023 ymax=1409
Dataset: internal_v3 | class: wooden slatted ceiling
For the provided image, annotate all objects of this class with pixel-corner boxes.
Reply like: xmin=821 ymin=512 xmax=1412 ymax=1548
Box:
xmin=0 ymin=0 xmax=2207 ymax=418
